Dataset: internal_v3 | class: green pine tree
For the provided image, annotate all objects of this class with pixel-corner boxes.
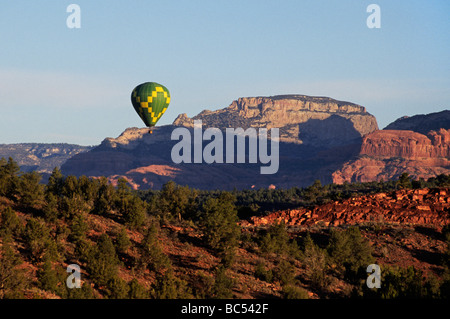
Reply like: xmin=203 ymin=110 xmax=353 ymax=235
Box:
xmin=115 ymin=227 xmax=131 ymax=255
xmin=37 ymin=257 xmax=59 ymax=293
xmin=0 ymin=206 xmax=21 ymax=237
xmin=152 ymin=268 xmax=192 ymax=299
xmin=87 ymin=234 xmax=120 ymax=287
xmin=139 ymin=223 xmax=171 ymax=272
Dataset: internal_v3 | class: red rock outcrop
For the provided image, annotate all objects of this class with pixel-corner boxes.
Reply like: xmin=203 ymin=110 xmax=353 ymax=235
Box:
xmin=332 ymin=129 xmax=450 ymax=183
xmin=360 ymin=129 xmax=450 ymax=158
xmin=246 ymin=188 xmax=450 ymax=229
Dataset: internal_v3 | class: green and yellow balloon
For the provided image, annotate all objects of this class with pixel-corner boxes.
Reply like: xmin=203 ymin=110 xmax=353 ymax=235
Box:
xmin=131 ymin=82 xmax=170 ymax=133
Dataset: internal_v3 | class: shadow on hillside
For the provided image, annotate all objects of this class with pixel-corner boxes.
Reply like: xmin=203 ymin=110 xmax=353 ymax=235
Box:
xmin=414 ymin=225 xmax=442 ymax=241
xmin=297 ymin=115 xmax=362 ymax=148
xmin=408 ymin=247 xmax=443 ymax=266
xmin=169 ymin=254 xmax=206 ymax=272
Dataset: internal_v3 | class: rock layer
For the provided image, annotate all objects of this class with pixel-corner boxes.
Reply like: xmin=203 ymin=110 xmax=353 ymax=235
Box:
xmin=360 ymin=129 xmax=450 ymax=158
xmin=0 ymin=143 xmax=92 ymax=173
xmin=174 ymin=95 xmax=378 ymax=146
xmin=332 ymin=129 xmax=450 ymax=183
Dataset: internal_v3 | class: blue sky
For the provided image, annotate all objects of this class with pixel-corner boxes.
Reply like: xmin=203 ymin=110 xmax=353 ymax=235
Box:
xmin=0 ymin=0 xmax=449 ymax=145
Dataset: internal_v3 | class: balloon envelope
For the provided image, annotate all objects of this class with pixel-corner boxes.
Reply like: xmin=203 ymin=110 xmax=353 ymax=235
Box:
xmin=131 ymin=82 xmax=170 ymax=128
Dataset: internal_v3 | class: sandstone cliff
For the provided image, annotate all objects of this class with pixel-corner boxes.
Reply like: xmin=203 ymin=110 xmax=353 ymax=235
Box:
xmin=361 ymin=129 xmax=450 ymax=158
xmin=332 ymin=129 xmax=450 ymax=183
xmin=60 ymin=94 xmax=450 ymax=190
xmin=174 ymin=95 xmax=378 ymax=146
xmin=62 ymin=95 xmax=377 ymax=189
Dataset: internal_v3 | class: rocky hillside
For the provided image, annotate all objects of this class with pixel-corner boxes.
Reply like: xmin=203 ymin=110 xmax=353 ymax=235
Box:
xmin=384 ymin=110 xmax=450 ymax=134
xmin=0 ymin=143 xmax=93 ymax=174
xmin=246 ymin=187 xmax=450 ymax=228
xmin=1 ymin=159 xmax=449 ymax=300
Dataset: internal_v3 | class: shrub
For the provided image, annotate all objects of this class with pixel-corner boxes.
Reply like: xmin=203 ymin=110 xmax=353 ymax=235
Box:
xmin=273 ymin=259 xmax=296 ymax=286
xmin=66 ymin=282 xmax=95 ymax=299
xmin=374 ymin=265 xmax=440 ymax=299
xmin=211 ymin=266 xmax=234 ymax=299
xmin=128 ymin=278 xmax=149 ymax=299
xmin=259 ymin=222 xmax=290 ymax=255
xmin=300 ymin=233 xmax=330 ymax=289
xmin=74 ymin=238 xmax=93 ymax=263
xmin=254 ymin=260 xmax=273 ymax=283
xmin=59 ymin=195 xmax=90 ymax=220
xmin=281 ymin=284 xmax=309 ymax=299
xmin=192 ymin=272 xmax=215 ymax=299
xmin=105 ymin=276 xmax=129 ymax=299
xmin=152 ymin=268 xmax=192 ymax=299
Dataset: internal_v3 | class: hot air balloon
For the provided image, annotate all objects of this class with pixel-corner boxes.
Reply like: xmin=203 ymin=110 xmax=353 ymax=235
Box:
xmin=131 ymin=82 xmax=170 ymax=134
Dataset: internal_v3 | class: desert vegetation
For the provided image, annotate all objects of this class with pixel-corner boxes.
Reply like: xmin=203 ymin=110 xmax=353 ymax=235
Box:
xmin=0 ymin=157 xmax=449 ymax=299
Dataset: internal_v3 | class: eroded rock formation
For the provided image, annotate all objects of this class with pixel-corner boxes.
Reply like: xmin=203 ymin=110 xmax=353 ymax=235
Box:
xmin=62 ymin=95 xmax=378 ymax=189
xmin=173 ymin=95 xmax=378 ymax=146
xmin=332 ymin=129 xmax=450 ymax=183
